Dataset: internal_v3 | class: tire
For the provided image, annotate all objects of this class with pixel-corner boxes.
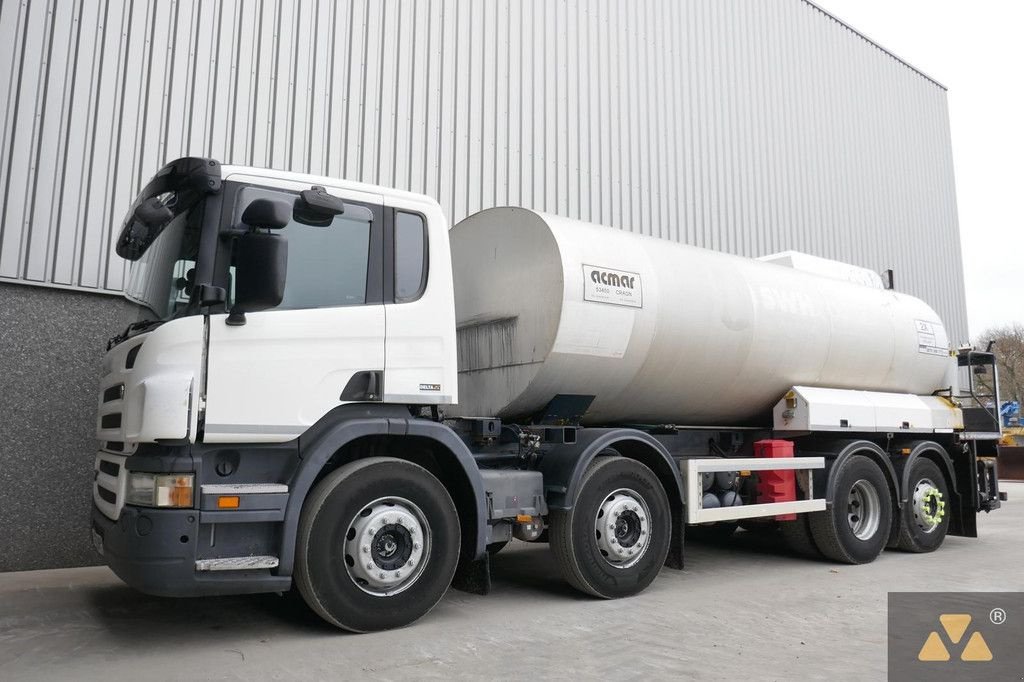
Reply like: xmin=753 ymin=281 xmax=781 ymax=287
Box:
xmin=550 ymin=457 xmax=672 ymax=599
xmin=809 ymin=454 xmax=893 ymax=564
xmin=780 ymin=514 xmax=822 ymax=559
xmin=687 ymin=521 xmax=739 ymax=543
xmin=895 ymin=458 xmax=950 ymax=553
xmin=295 ymin=457 xmax=461 ymax=632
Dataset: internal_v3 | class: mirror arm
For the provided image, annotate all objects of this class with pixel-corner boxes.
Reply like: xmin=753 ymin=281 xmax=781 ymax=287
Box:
xmin=225 ymin=309 xmax=247 ymax=326
xmin=195 ymin=284 xmax=227 ymax=308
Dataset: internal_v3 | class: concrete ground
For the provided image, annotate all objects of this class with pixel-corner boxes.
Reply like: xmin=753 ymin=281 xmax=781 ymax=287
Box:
xmin=2 ymin=483 xmax=1021 ymax=682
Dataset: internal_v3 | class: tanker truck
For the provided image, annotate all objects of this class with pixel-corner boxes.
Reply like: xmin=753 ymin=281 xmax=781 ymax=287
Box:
xmin=91 ymin=158 xmax=1004 ymax=632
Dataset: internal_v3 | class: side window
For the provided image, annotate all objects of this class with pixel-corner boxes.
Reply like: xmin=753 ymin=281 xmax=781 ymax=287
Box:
xmin=169 ymin=258 xmax=196 ymax=315
xmin=394 ymin=212 xmax=427 ymax=302
xmin=280 ymin=207 xmax=374 ymax=309
xmin=229 ymin=186 xmax=377 ymax=310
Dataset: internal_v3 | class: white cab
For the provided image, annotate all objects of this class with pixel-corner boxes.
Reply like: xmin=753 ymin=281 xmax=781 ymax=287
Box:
xmin=201 ymin=168 xmax=456 ymax=443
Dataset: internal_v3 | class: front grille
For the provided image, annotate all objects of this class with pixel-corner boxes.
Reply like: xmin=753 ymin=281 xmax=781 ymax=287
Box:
xmin=98 ymin=338 xmax=144 ymax=443
xmin=98 ymin=459 xmax=120 ymax=477
xmin=94 ymin=452 xmax=127 ymax=520
xmin=102 ymin=384 xmax=124 ymax=403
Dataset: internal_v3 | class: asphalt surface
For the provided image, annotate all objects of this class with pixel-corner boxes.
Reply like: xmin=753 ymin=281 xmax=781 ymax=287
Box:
xmin=2 ymin=482 xmax=1021 ymax=681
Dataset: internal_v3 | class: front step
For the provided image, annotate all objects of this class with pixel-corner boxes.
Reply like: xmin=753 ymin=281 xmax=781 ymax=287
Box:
xmin=195 ymin=555 xmax=280 ymax=571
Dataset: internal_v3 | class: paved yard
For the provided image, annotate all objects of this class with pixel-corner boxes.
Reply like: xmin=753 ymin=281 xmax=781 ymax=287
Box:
xmin=2 ymin=483 xmax=1021 ymax=681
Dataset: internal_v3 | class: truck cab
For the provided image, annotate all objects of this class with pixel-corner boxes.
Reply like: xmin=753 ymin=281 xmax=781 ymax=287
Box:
xmin=97 ymin=158 xmax=457 ymax=448
xmin=93 ymin=159 xmax=479 ymax=627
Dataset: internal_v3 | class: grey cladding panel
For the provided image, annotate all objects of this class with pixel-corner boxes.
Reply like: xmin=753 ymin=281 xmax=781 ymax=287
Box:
xmin=0 ymin=0 xmax=968 ymax=340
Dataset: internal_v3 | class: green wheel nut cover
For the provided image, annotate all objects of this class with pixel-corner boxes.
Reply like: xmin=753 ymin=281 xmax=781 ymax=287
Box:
xmin=920 ymin=488 xmax=944 ymax=525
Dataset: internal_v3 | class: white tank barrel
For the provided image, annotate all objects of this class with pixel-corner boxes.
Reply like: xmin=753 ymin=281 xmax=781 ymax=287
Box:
xmin=450 ymin=208 xmax=955 ymax=425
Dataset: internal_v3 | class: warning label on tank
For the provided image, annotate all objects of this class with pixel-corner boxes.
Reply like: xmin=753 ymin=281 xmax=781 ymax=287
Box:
xmin=915 ymin=319 xmax=949 ymax=357
xmin=583 ymin=265 xmax=643 ymax=308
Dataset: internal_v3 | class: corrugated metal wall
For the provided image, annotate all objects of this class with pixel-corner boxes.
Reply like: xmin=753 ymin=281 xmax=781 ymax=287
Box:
xmin=0 ymin=0 xmax=968 ymax=339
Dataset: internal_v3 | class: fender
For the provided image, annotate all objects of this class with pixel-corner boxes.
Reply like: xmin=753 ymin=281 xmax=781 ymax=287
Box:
xmin=537 ymin=427 xmax=686 ymax=569
xmin=890 ymin=440 xmax=960 ymax=502
xmin=277 ymin=405 xmax=489 ymax=575
xmin=807 ymin=439 xmax=901 ymax=510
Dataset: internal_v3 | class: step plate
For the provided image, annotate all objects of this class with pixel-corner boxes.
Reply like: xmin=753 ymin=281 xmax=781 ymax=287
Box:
xmin=195 ymin=555 xmax=280 ymax=572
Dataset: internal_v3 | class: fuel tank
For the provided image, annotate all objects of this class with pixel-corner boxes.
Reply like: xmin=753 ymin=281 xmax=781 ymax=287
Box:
xmin=449 ymin=207 xmax=955 ymax=425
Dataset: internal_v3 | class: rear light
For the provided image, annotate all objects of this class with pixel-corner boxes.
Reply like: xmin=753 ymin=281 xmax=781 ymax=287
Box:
xmin=126 ymin=473 xmax=194 ymax=508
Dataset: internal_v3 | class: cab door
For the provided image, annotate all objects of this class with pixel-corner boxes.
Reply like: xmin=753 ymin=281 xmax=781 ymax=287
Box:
xmin=203 ymin=183 xmax=386 ymax=443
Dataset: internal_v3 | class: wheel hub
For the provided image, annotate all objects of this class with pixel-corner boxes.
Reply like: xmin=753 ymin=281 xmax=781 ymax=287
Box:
xmin=344 ymin=497 xmax=429 ymax=596
xmin=595 ymin=489 xmax=650 ymax=568
xmin=846 ymin=479 xmax=881 ymax=541
xmin=912 ymin=478 xmax=945 ymax=533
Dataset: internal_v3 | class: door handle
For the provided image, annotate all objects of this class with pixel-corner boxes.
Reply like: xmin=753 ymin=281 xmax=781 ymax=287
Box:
xmin=340 ymin=371 xmax=384 ymax=402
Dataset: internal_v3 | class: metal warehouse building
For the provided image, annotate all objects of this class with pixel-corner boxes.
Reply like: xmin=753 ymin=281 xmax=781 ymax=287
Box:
xmin=0 ymin=0 xmax=967 ymax=571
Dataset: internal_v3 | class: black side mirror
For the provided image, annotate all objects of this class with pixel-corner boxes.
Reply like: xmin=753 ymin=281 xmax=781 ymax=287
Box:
xmin=226 ymin=233 xmax=288 ymax=326
xmin=241 ymin=198 xmax=292 ymax=230
xmin=134 ymin=195 xmax=176 ymax=227
xmin=293 ymin=186 xmax=345 ymax=226
xmin=117 ymin=197 xmax=176 ymax=260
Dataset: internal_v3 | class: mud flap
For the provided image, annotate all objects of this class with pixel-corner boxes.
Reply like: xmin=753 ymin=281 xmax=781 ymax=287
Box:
xmin=451 ymin=552 xmax=491 ymax=595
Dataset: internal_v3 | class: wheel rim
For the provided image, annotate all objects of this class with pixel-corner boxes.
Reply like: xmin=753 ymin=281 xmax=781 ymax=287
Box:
xmin=343 ymin=496 xmax=430 ymax=597
xmin=594 ymin=488 xmax=650 ymax=569
xmin=911 ymin=478 xmax=945 ymax=534
xmin=846 ymin=479 xmax=881 ymax=541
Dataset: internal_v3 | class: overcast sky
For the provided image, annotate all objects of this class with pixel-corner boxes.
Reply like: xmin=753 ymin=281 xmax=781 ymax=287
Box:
xmin=813 ymin=0 xmax=1023 ymax=338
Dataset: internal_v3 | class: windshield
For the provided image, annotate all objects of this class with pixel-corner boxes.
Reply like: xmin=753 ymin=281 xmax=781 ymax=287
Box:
xmin=122 ymin=200 xmax=205 ymax=321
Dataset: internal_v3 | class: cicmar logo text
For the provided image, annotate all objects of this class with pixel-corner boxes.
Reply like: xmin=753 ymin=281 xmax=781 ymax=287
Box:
xmin=917 ymin=614 xmax=993 ymax=662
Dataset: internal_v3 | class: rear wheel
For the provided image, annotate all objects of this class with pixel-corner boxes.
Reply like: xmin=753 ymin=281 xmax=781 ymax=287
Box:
xmin=550 ymin=457 xmax=671 ymax=598
xmin=895 ymin=458 xmax=950 ymax=553
xmin=295 ymin=457 xmax=460 ymax=632
xmin=809 ymin=454 xmax=892 ymax=564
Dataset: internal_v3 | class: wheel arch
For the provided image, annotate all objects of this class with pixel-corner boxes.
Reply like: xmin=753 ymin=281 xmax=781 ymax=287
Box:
xmin=279 ymin=406 xmax=488 ymax=576
xmin=818 ymin=440 xmax=900 ymax=514
xmin=538 ymin=428 xmax=685 ymax=569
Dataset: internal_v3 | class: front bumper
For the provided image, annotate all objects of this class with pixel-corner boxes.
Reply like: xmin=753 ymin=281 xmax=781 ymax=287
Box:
xmin=92 ymin=504 xmax=290 ymax=597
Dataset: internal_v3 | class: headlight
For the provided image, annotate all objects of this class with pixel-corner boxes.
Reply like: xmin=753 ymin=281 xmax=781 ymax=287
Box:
xmin=126 ymin=473 xmax=194 ymax=508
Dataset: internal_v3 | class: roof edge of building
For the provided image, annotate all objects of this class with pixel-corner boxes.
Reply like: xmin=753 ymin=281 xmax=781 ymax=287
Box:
xmin=801 ymin=0 xmax=947 ymax=91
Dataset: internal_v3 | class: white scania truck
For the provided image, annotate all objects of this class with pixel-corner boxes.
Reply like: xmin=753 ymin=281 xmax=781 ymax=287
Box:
xmin=92 ymin=158 xmax=1004 ymax=632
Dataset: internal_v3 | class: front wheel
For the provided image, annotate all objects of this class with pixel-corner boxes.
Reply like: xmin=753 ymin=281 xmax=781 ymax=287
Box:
xmin=550 ymin=457 xmax=671 ymax=598
xmin=294 ymin=457 xmax=461 ymax=632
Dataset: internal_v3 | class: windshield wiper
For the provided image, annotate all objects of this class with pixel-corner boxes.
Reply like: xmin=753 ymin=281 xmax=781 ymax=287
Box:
xmin=107 ymin=319 xmax=164 ymax=350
